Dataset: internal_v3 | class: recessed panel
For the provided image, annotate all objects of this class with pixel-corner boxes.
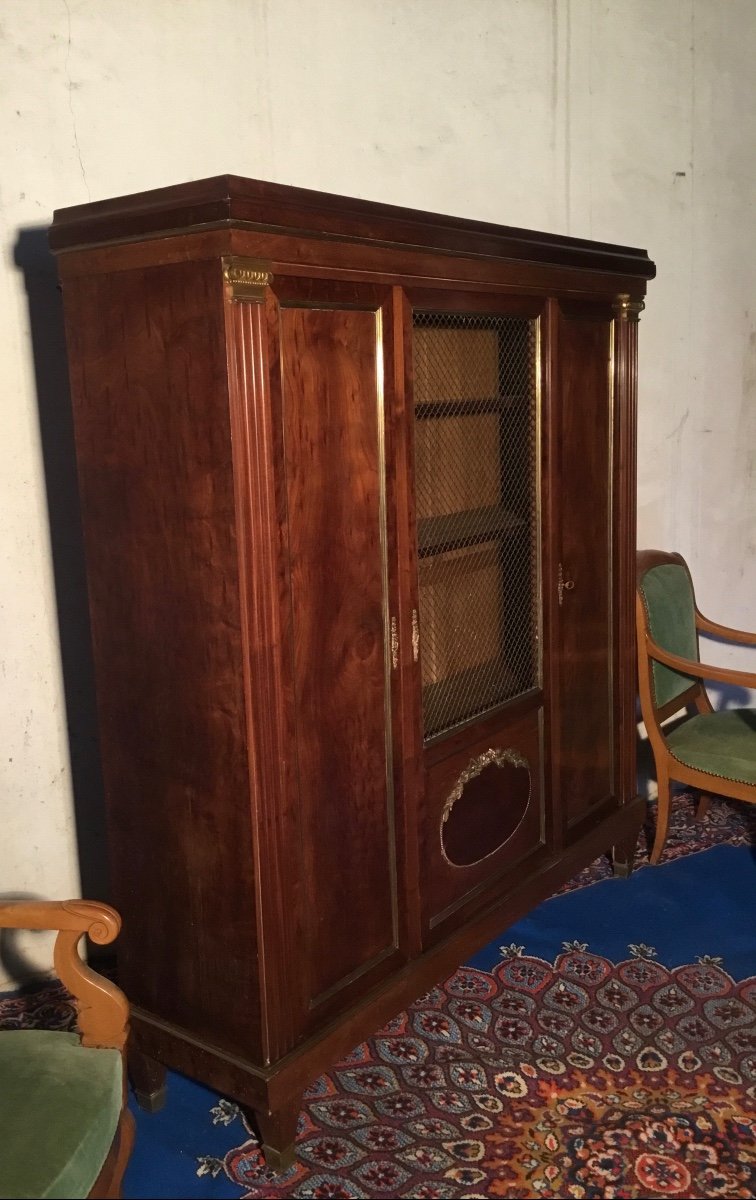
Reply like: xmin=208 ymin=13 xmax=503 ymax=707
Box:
xmin=280 ymin=301 xmax=397 ymax=1013
xmin=553 ymin=307 xmax=616 ymax=825
xmin=420 ymin=705 xmax=545 ymax=944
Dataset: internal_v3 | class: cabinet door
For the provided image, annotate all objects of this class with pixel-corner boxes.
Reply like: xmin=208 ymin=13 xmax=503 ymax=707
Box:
xmin=411 ymin=303 xmax=542 ymax=738
xmin=549 ymin=300 xmax=619 ymax=832
xmin=270 ymin=279 xmax=404 ymax=1033
xmin=403 ymin=292 xmax=549 ymax=942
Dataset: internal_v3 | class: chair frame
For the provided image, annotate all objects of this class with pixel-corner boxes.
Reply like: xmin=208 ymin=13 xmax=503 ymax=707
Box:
xmin=0 ymin=900 xmax=134 ymax=1199
xmin=636 ymin=549 xmax=756 ymax=863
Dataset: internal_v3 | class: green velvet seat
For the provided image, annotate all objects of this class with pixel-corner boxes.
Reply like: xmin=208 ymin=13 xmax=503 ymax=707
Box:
xmin=0 ymin=1030 xmax=123 ymax=1199
xmin=667 ymin=709 xmax=756 ymax=785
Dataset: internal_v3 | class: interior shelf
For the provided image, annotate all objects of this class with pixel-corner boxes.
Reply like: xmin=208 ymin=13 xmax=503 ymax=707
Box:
xmin=418 ymin=505 xmax=525 ymax=556
xmin=414 ymin=394 xmax=526 ymax=418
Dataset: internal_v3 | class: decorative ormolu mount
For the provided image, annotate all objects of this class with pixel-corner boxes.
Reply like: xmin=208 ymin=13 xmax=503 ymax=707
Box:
xmin=222 ymin=257 xmax=273 ymax=303
xmin=613 ymin=293 xmax=645 ymax=322
xmin=442 ymin=747 xmax=529 ymax=825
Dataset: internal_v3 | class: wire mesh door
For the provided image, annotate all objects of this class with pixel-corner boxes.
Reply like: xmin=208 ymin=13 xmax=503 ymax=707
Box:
xmin=412 ymin=311 xmax=540 ymax=741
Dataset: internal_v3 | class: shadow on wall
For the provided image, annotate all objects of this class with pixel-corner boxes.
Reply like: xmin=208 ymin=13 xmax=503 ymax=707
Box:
xmin=0 ymin=892 xmax=47 ymax=993
xmin=14 ymin=227 xmax=110 ymax=909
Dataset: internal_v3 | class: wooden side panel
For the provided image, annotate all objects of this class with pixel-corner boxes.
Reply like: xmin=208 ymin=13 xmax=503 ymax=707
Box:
xmin=61 ymin=260 xmax=261 ymax=1057
xmin=551 ymin=303 xmax=617 ymax=828
xmin=276 ymin=290 xmax=401 ymax=1022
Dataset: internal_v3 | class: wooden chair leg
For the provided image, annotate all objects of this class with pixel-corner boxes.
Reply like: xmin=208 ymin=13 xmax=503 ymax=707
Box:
xmin=695 ymin=792 xmax=712 ymax=820
xmin=650 ymin=769 xmax=671 ymax=864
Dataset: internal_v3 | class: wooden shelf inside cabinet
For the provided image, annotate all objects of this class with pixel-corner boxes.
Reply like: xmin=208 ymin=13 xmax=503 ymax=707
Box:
xmin=418 ymin=506 xmax=525 ymax=557
xmin=414 ymin=395 xmax=527 ymax=419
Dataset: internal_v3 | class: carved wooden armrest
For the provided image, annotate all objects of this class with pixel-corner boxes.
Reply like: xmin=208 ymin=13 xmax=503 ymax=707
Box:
xmin=696 ymin=612 xmax=756 ymax=645
xmin=645 ymin=635 xmax=756 ymax=689
xmin=0 ymin=900 xmax=129 ymax=1050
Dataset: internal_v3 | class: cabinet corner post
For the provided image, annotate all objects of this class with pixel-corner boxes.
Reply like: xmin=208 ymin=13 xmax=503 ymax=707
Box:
xmin=612 ymin=291 xmax=644 ymax=806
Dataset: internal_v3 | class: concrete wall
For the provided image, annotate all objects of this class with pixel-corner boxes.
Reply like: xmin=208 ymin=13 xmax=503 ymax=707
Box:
xmin=1 ymin=0 xmax=754 ymax=986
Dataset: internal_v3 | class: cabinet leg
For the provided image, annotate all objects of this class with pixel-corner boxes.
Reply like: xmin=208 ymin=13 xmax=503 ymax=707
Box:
xmin=242 ymin=1097 xmax=301 ymax=1174
xmin=128 ymin=1046 xmax=167 ymax=1113
xmin=612 ymin=832 xmax=638 ymax=879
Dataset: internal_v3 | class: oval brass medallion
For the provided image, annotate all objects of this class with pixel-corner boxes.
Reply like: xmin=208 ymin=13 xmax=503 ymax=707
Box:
xmin=441 ymin=748 xmax=531 ymax=867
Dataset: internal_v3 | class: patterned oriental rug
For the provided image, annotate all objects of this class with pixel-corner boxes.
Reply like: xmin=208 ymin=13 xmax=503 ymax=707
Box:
xmin=3 ymin=791 xmax=755 ymax=1200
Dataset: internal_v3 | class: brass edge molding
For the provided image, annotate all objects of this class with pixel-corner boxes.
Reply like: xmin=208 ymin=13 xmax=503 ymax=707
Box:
xmin=607 ymin=318 xmax=617 ymax=796
xmin=222 ymin=256 xmax=273 ymax=302
xmin=374 ymin=307 xmax=400 ymax=946
xmin=534 ymin=314 xmax=544 ymax=688
xmin=441 ymin=747 xmax=529 ymax=825
xmin=613 ymin=293 xmax=644 ymax=322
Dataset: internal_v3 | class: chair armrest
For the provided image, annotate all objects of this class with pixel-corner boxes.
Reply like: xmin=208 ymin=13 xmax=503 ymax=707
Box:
xmin=0 ymin=900 xmax=129 ymax=1050
xmin=645 ymin=635 xmax=756 ymax=689
xmin=696 ymin=612 xmax=756 ymax=645
xmin=0 ymin=899 xmax=120 ymax=940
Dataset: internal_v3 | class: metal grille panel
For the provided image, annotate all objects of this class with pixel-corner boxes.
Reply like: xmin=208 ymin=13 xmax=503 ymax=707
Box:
xmin=412 ymin=312 xmax=539 ymax=740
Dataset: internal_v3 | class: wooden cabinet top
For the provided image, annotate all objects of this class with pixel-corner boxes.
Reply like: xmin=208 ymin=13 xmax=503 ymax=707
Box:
xmin=49 ymin=174 xmax=655 ymax=280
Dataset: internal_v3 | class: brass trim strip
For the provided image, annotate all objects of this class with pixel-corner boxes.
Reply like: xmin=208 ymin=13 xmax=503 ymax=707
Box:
xmin=222 ymin=256 xmax=273 ymax=303
xmin=374 ymin=308 xmax=400 ymax=949
xmin=607 ymin=317 xmax=617 ymax=796
xmin=534 ymin=314 xmax=544 ymax=686
xmin=309 ymin=944 xmax=397 ymax=1010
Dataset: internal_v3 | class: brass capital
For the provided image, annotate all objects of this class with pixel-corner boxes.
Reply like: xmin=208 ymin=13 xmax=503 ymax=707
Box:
xmin=613 ymin=293 xmax=645 ymax=322
xmin=222 ymin=256 xmax=273 ymax=303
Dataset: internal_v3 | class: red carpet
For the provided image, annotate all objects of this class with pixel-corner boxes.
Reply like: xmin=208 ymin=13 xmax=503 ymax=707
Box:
xmin=211 ymin=944 xmax=754 ymax=1198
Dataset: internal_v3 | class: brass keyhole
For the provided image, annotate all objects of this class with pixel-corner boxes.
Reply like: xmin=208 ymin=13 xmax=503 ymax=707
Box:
xmin=558 ymin=563 xmax=575 ymax=606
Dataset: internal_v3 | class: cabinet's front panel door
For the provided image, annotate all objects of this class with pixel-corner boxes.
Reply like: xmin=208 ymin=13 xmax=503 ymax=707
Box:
xmin=274 ymin=282 xmax=402 ymax=1031
xmin=404 ymin=293 xmax=548 ymax=941
xmin=412 ymin=311 xmax=541 ymax=739
xmin=551 ymin=301 xmax=617 ymax=830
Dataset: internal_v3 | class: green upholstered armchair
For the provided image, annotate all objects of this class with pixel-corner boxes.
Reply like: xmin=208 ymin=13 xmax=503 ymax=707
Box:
xmin=0 ymin=900 xmax=133 ymax=1198
xmin=636 ymin=549 xmax=756 ymax=863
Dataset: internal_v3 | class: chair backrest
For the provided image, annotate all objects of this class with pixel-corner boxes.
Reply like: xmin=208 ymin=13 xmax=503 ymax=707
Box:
xmin=636 ymin=550 xmax=700 ymax=716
